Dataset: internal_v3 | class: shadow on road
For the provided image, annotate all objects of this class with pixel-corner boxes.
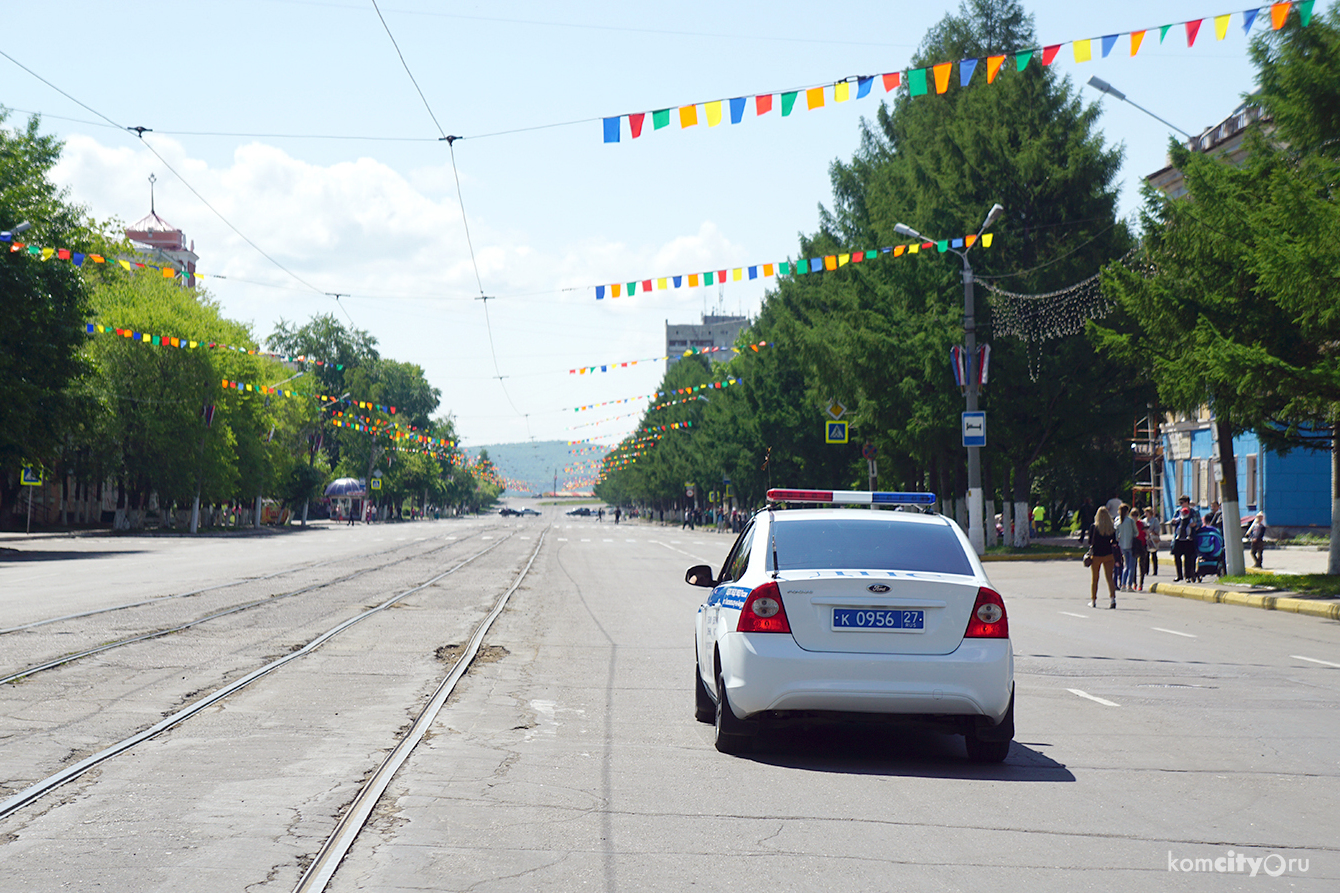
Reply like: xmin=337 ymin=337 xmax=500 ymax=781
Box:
xmin=0 ymin=548 xmax=146 ymax=563
xmin=741 ymin=722 xmax=1075 ymax=782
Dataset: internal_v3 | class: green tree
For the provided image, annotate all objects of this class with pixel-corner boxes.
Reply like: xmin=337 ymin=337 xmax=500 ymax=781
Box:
xmin=0 ymin=111 xmax=102 ymax=527
xmin=773 ymin=0 xmax=1138 ymax=540
xmin=1099 ymin=8 xmax=1340 ymax=572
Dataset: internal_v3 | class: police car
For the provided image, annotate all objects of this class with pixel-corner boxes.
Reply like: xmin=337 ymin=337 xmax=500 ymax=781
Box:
xmin=687 ymin=489 xmax=1014 ymax=761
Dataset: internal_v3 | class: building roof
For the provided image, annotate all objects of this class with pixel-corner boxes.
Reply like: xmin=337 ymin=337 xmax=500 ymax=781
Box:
xmin=126 ymin=210 xmax=181 ymax=234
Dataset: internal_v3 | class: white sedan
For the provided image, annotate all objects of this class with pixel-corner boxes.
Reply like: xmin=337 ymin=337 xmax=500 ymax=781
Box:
xmin=687 ymin=489 xmax=1014 ymax=761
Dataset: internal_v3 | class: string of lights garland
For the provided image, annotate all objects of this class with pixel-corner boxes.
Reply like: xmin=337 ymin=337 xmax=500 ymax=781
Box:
xmin=981 ymin=249 xmax=1151 ymax=379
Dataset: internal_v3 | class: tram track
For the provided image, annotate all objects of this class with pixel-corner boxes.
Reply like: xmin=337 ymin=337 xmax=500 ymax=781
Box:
xmin=293 ymin=529 xmax=546 ymax=893
xmin=0 ymin=529 xmax=531 ymax=823
xmin=0 ymin=527 xmax=494 ymax=686
xmin=0 ymin=525 xmax=488 ymax=637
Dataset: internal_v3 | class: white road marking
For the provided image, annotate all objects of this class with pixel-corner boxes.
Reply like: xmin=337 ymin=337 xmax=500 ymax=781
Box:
xmin=581 ymin=538 xmax=590 ymax=542
xmin=603 ymin=538 xmax=613 ymax=543
xmin=626 ymin=539 xmax=637 ymax=543
xmin=1067 ymin=688 xmax=1120 ymax=707
xmin=1292 ymin=655 xmax=1340 ymax=668
xmin=481 ymin=536 xmax=493 ymax=540
xmin=1059 ymin=611 xmax=1088 ymax=619
xmin=1153 ymin=627 xmax=1197 ymax=638
xmin=556 ymin=538 xmax=568 ymax=542
xmin=520 ymin=536 xmax=531 ymax=540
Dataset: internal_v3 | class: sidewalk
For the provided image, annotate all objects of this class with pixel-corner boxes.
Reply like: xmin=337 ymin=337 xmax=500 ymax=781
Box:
xmin=1145 ymin=544 xmax=1339 ymax=622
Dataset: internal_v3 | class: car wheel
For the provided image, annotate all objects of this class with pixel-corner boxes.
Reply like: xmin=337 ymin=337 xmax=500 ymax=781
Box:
xmin=964 ymin=734 xmax=1010 ymax=763
xmin=714 ymin=671 xmax=753 ymax=754
xmin=694 ymin=662 xmax=714 ymax=724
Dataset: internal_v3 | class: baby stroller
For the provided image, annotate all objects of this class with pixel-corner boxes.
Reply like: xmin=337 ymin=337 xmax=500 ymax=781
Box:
xmin=1194 ymin=526 xmax=1226 ymax=579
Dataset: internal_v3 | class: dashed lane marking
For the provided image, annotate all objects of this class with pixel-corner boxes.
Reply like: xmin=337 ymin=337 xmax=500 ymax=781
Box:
xmin=1153 ymin=627 xmax=1197 ymax=638
xmin=1292 ymin=655 xmax=1340 ymax=668
xmin=1067 ymin=688 xmax=1120 ymax=707
xmin=1058 ymin=611 xmax=1088 ymax=619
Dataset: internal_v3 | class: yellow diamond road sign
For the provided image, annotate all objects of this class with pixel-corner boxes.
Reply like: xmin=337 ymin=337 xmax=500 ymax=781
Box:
xmin=825 ymin=400 xmax=847 ymax=421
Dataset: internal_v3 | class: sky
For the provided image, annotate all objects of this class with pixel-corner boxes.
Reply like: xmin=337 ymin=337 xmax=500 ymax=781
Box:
xmin=2 ymin=0 xmax=1312 ymax=461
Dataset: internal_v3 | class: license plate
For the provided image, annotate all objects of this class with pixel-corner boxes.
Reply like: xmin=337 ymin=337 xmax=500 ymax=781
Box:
xmin=832 ymin=608 xmax=924 ymax=630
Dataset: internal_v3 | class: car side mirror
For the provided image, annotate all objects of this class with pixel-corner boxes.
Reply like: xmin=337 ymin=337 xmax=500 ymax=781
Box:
xmin=685 ymin=564 xmax=716 ymax=588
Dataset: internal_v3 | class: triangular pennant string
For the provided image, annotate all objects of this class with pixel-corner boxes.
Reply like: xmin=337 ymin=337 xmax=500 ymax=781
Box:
xmin=959 ymin=58 xmax=978 ymax=87
xmin=986 ymin=55 xmax=1005 ymax=82
xmin=1185 ymin=19 xmax=1202 ymax=46
xmin=1100 ymin=34 xmax=1118 ymax=57
xmin=1131 ymin=29 xmax=1146 ymax=55
xmin=932 ymin=62 xmax=953 ymax=93
xmin=1041 ymin=44 xmax=1062 ymax=65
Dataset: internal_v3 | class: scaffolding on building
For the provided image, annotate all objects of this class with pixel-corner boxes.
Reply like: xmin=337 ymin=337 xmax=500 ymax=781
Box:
xmin=1130 ymin=412 xmax=1163 ymax=518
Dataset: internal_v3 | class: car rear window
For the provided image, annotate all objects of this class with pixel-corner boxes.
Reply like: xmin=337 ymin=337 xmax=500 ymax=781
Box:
xmin=767 ymin=517 xmax=974 ymax=575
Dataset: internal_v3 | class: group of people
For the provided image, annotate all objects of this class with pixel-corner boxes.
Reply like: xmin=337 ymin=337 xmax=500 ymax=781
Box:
xmin=1085 ymin=494 xmax=1270 ymax=608
xmin=1084 ymin=502 xmax=1162 ymax=609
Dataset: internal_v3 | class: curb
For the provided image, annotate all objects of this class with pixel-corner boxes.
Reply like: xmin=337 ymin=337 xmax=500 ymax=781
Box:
xmin=1148 ymin=581 xmax=1340 ymax=621
xmin=982 ymin=552 xmax=1082 ymax=562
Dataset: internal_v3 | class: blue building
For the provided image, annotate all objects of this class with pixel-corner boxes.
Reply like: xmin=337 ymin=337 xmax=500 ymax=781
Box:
xmin=1160 ymin=411 xmax=1330 ymax=532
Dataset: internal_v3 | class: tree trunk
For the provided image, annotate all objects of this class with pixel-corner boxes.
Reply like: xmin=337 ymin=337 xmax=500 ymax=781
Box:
xmin=1215 ymin=416 xmax=1246 ymax=576
xmin=983 ymin=464 xmax=998 ymax=547
xmin=1330 ymin=420 xmax=1340 ymax=576
xmin=1000 ymin=500 xmax=1012 ymax=549
xmin=1011 ymin=463 xmax=1030 ymax=548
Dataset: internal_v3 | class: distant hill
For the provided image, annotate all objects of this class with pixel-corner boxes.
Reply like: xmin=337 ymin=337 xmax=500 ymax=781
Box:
xmin=467 ymin=440 xmax=600 ymax=495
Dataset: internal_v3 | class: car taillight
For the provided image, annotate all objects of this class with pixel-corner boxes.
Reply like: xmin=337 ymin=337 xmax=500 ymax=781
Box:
xmin=964 ymin=586 xmax=1009 ymax=638
xmin=736 ymin=581 xmax=791 ymax=634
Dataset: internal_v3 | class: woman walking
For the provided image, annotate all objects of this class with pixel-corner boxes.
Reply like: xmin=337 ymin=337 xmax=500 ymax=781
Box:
xmin=1142 ymin=506 xmax=1161 ymax=581
xmin=1087 ymin=506 xmax=1120 ymax=609
xmin=1115 ymin=504 xmax=1138 ymax=592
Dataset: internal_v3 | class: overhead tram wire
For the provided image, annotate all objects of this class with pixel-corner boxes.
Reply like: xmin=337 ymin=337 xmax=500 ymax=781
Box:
xmin=0 ymin=48 xmax=357 ymax=329
xmin=369 ymin=0 xmax=525 ymax=419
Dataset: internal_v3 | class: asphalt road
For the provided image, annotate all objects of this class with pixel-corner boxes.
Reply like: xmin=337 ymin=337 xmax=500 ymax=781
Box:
xmin=1 ymin=506 xmax=1336 ymax=891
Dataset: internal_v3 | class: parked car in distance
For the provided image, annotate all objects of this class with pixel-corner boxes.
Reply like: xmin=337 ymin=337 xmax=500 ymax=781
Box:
xmin=519 ymin=508 xmax=540 ymax=516
xmin=566 ymin=507 xmax=593 ymax=516
xmin=499 ymin=507 xmax=518 ymax=516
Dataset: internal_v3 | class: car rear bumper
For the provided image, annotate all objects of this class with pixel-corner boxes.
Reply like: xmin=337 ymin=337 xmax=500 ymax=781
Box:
xmin=719 ymin=632 xmax=1013 ymax=722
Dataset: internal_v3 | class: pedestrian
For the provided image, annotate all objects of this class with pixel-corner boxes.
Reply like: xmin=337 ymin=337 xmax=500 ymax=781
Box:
xmin=598 ymin=508 xmax=604 ymax=522
xmin=1246 ymin=511 xmax=1267 ymax=568
xmin=1206 ymin=501 xmax=1223 ymax=530
xmin=682 ymin=507 xmax=690 ymax=530
xmin=1086 ymin=506 xmax=1119 ymax=609
xmin=1132 ymin=508 xmax=1149 ymax=591
xmin=1142 ymin=506 xmax=1161 ymax=578
xmin=1171 ymin=496 xmax=1199 ymax=582
xmin=614 ymin=507 xmax=621 ymax=524
xmin=1116 ymin=503 xmax=1138 ymax=591
xmin=1031 ymin=504 xmax=1045 ymax=537
xmin=1076 ymin=498 xmax=1096 ymax=544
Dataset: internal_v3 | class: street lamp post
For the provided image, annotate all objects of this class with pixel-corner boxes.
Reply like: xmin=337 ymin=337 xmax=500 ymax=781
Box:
xmin=1086 ymin=77 xmax=1195 ymax=139
xmin=894 ymin=204 xmax=1005 ymax=556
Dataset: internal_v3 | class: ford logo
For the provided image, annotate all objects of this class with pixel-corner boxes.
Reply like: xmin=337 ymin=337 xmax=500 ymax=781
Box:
xmin=867 ymin=584 xmax=891 ymax=593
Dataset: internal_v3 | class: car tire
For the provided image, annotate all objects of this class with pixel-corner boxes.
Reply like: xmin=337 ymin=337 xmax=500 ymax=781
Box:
xmin=964 ymin=734 xmax=1011 ymax=763
xmin=694 ymin=663 xmax=715 ymax=724
xmin=714 ymin=671 xmax=753 ymax=754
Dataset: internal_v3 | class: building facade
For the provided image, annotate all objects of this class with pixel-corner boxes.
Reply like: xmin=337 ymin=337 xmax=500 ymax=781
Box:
xmin=1147 ymin=100 xmax=1328 ymax=531
xmin=125 ymin=209 xmax=198 ymax=287
xmin=665 ymin=314 xmax=749 ymax=370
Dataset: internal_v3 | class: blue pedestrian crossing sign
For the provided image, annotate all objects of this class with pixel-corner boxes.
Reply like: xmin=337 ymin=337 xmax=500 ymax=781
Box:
xmin=825 ymin=421 xmax=849 ymax=444
xmin=20 ymin=466 xmax=42 ymax=486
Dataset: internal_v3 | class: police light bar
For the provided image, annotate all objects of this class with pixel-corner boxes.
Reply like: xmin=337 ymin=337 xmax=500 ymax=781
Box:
xmin=766 ymin=488 xmax=937 ymax=506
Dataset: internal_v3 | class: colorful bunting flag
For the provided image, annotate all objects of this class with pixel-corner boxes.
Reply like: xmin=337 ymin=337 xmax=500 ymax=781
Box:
xmin=597 ymin=4 xmax=1312 ymax=143
xmin=594 ymin=234 xmax=994 ymax=299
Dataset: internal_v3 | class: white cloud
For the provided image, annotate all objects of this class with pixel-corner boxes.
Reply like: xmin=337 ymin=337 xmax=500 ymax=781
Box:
xmin=48 ymin=134 xmax=766 ymax=445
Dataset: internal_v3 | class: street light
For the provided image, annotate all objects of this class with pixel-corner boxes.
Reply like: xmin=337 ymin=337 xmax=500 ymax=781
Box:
xmin=894 ymin=203 xmax=1004 ymax=556
xmin=1086 ymin=76 xmax=1195 ymax=139
xmin=1 ymin=221 xmax=32 ymax=240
